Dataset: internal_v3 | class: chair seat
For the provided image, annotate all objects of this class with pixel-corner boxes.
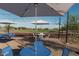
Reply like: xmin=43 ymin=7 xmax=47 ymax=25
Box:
xmin=0 ymin=34 xmax=5 ymax=38
xmin=62 ymin=48 xmax=70 ymax=56
xmin=5 ymin=32 xmax=16 ymax=37
xmin=2 ymin=46 xmax=13 ymax=56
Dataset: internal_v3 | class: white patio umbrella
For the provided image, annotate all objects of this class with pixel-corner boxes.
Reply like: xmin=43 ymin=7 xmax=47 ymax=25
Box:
xmin=31 ymin=20 xmax=49 ymax=33
xmin=32 ymin=20 xmax=49 ymax=25
xmin=0 ymin=3 xmax=74 ymax=17
xmin=0 ymin=19 xmax=15 ymax=33
xmin=32 ymin=20 xmax=49 ymax=55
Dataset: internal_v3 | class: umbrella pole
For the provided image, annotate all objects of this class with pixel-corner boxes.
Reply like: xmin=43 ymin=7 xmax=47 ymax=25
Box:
xmin=66 ymin=11 xmax=69 ymax=43
xmin=7 ymin=24 xmax=10 ymax=33
xmin=34 ymin=3 xmax=38 ymax=35
xmin=35 ymin=24 xmax=37 ymax=34
xmin=58 ymin=17 xmax=61 ymax=39
xmin=34 ymin=3 xmax=38 ymax=56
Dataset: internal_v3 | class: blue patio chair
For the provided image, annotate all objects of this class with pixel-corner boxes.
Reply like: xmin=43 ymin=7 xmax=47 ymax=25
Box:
xmin=0 ymin=34 xmax=5 ymax=39
xmin=62 ymin=48 xmax=70 ymax=56
xmin=5 ymin=32 xmax=16 ymax=37
xmin=2 ymin=46 xmax=13 ymax=56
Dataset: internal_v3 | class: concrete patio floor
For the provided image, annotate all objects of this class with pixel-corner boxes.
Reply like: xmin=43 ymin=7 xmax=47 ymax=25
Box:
xmin=0 ymin=37 xmax=79 ymax=56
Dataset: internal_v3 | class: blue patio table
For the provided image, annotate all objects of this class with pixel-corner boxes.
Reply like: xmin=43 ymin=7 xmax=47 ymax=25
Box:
xmin=35 ymin=46 xmax=51 ymax=56
xmin=5 ymin=32 xmax=16 ymax=37
xmin=20 ymin=41 xmax=51 ymax=56
xmin=33 ymin=41 xmax=51 ymax=56
xmin=0 ymin=34 xmax=5 ymax=39
xmin=20 ymin=48 xmax=35 ymax=56
xmin=20 ymin=47 xmax=51 ymax=56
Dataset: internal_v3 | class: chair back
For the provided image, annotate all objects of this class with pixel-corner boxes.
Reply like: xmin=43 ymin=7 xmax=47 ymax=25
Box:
xmin=62 ymin=48 xmax=70 ymax=56
xmin=6 ymin=32 xmax=16 ymax=37
xmin=2 ymin=46 xmax=13 ymax=56
xmin=0 ymin=34 xmax=4 ymax=38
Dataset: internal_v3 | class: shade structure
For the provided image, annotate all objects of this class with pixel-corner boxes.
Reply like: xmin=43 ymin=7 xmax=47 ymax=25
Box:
xmin=0 ymin=3 xmax=74 ymax=17
xmin=0 ymin=19 xmax=15 ymax=33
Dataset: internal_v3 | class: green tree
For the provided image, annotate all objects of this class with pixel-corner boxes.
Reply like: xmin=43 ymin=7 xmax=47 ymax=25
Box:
xmin=61 ymin=15 xmax=79 ymax=32
xmin=60 ymin=15 xmax=79 ymax=43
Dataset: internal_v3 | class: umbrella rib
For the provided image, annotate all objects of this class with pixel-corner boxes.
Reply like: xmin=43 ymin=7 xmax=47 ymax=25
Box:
xmin=21 ymin=4 xmax=33 ymax=17
xmin=22 ymin=3 xmax=63 ymax=17
xmin=39 ymin=4 xmax=62 ymax=16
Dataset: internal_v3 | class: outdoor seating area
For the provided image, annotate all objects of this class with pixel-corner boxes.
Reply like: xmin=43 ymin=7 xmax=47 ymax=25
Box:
xmin=0 ymin=3 xmax=79 ymax=56
xmin=0 ymin=32 xmax=78 ymax=56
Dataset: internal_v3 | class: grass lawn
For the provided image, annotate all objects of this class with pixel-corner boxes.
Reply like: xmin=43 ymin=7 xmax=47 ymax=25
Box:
xmin=15 ymin=29 xmax=51 ymax=33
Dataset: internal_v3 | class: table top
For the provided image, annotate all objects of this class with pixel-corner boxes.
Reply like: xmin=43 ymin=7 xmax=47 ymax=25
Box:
xmin=20 ymin=47 xmax=51 ymax=56
xmin=20 ymin=41 xmax=51 ymax=56
xmin=36 ymin=47 xmax=51 ymax=56
xmin=20 ymin=48 xmax=35 ymax=56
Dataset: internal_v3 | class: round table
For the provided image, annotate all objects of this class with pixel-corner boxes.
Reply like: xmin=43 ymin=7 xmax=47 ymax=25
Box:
xmin=20 ymin=40 xmax=51 ymax=56
xmin=20 ymin=48 xmax=35 ymax=56
xmin=36 ymin=46 xmax=51 ymax=56
xmin=20 ymin=47 xmax=51 ymax=56
xmin=34 ymin=41 xmax=51 ymax=56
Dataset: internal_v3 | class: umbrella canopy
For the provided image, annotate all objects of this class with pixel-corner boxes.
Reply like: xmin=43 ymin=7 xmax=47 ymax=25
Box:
xmin=32 ymin=20 xmax=49 ymax=25
xmin=0 ymin=19 xmax=15 ymax=33
xmin=31 ymin=20 xmax=49 ymax=34
xmin=0 ymin=19 xmax=15 ymax=24
xmin=0 ymin=3 xmax=74 ymax=17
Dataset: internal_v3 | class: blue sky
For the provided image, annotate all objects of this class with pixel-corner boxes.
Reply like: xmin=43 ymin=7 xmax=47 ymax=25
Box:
xmin=0 ymin=3 xmax=79 ymax=29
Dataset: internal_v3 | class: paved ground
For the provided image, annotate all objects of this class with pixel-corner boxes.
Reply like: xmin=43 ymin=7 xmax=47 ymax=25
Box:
xmin=43 ymin=37 xmax=79 ymax=52
xmin=47 ymin=46 xmax=79 ymax=56
xmin=0 ymin=37 xmax=79 ymax=56
xmin=43 ymin=37 xmax=79 ymax=56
